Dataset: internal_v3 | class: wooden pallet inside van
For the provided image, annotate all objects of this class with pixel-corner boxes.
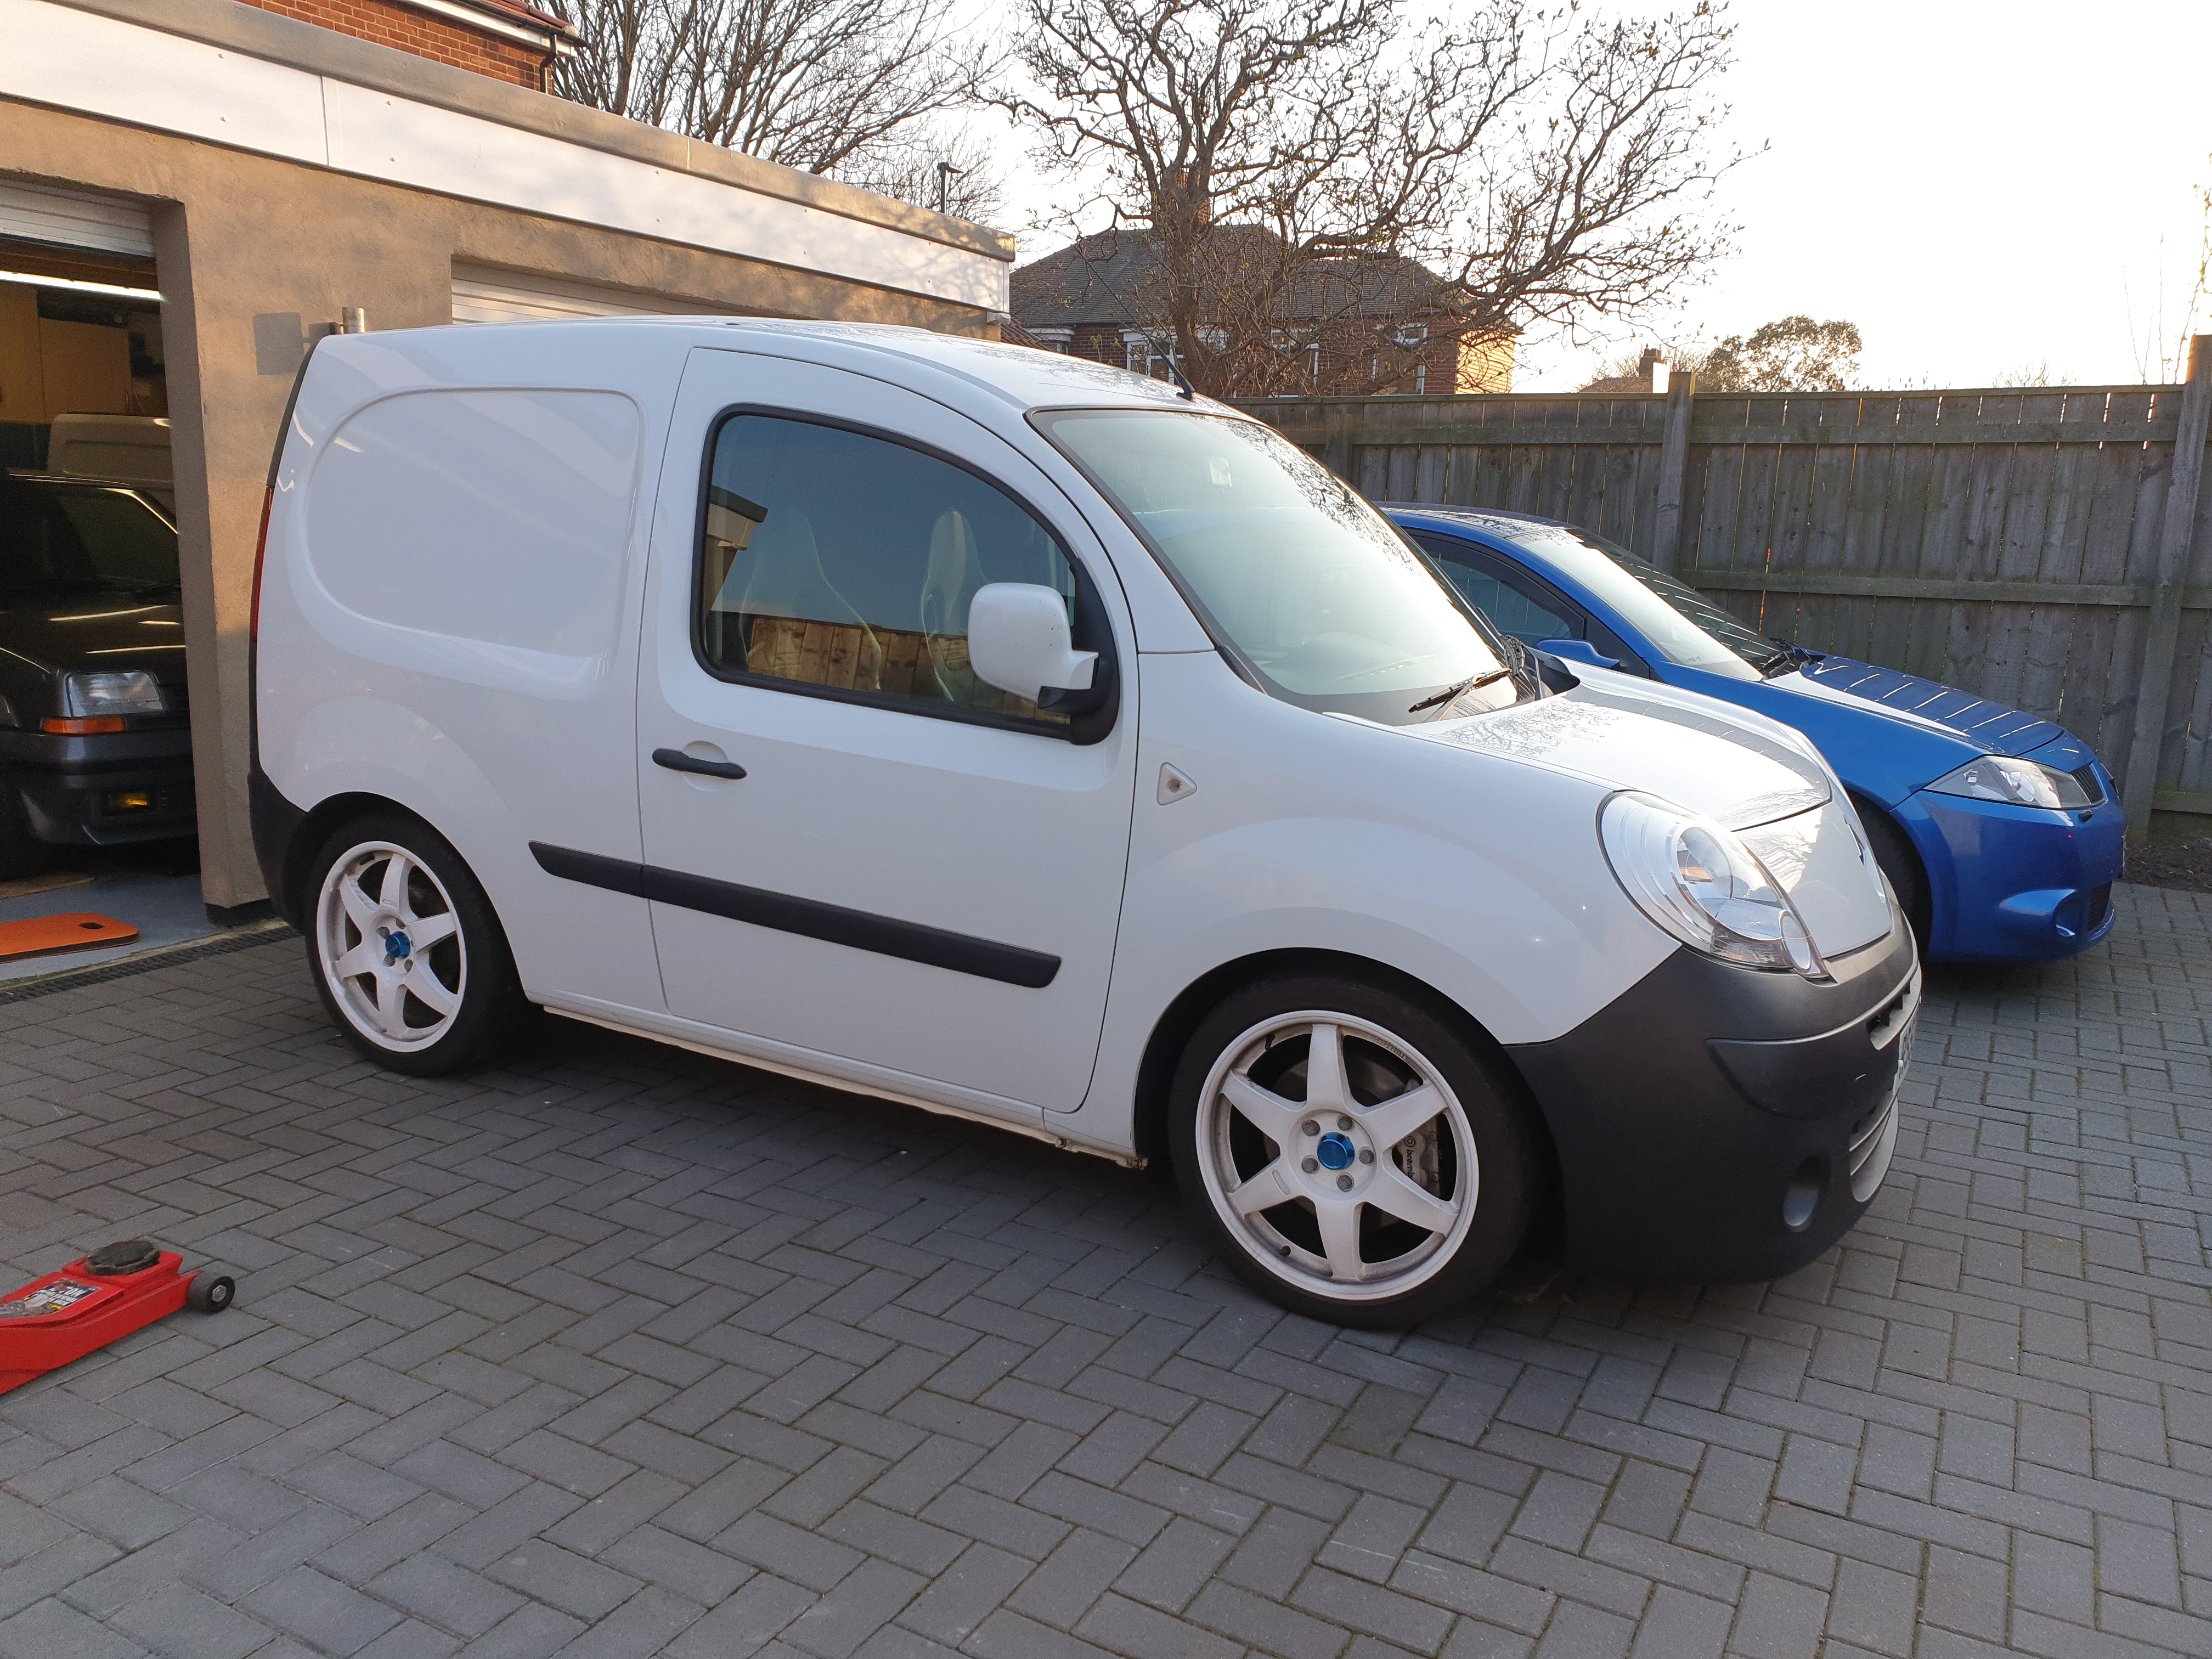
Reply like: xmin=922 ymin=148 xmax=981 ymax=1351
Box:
xmin=746 ymin=616 xmax=1059 ymax=723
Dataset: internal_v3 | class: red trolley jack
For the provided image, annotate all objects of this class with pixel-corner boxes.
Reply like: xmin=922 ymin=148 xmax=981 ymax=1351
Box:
xmin=0 ymin=1240 xmax=235 ymax=1395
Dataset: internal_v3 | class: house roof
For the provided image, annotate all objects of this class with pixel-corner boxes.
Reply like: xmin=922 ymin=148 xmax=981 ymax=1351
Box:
xmin=1009 ymin=228 xmax=1462 ymax=331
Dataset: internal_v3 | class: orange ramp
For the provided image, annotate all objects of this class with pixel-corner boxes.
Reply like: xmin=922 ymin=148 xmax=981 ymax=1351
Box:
xmin=0 ymin=913 xmax=140 ymax=963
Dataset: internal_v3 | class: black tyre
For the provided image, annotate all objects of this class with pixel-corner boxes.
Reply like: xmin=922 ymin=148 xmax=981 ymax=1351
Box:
xmin=305 ymin=812 xmax=529 ymax=1075
xmin=1854 ymin=797 xmax=1929 ymax=959
xmin=187 ymin=1273 xmax=235 ymax=1313
xmin=1169 ymin=972 xmax=1539 ymax=1328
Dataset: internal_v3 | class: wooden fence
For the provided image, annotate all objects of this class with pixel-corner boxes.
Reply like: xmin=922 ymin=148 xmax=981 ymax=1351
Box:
xmin=1237 ymin=338 xmax=2212 ymax=832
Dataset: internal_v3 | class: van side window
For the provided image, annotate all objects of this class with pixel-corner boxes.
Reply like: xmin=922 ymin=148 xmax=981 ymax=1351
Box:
xmin=697 ymin=414 xmax=1079 ymax=727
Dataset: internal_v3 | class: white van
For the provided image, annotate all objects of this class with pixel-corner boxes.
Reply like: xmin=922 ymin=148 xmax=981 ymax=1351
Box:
xmin=251 ymin=320 xmax=1915 ymax=1325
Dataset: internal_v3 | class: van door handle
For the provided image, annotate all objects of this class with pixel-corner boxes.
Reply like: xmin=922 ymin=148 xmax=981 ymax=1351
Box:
xmin=652 ymin=748 xmax=748 ymax=780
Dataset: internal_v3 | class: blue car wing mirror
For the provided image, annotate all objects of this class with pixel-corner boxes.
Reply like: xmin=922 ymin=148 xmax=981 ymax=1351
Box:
xmin=1536 ymin=638 xmax=1621 ymax=670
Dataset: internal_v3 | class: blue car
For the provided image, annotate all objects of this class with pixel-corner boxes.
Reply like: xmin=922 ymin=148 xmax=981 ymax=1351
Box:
xmin=1387 ymin=505 xmax=2125 ymax=963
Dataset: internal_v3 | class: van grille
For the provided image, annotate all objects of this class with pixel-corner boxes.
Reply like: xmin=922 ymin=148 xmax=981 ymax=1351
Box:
xmin=1848 ymin=1094 xmax=1899 ymax=1202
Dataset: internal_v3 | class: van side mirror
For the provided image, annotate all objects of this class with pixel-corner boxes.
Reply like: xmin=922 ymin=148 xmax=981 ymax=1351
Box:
xmin=968 ymin=583 xmax=1098 ymax=704
xmin=1536 ymin=638 xmax=1620 ymax=670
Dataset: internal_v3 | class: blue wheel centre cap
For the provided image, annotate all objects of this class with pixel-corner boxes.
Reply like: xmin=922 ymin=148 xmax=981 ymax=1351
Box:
xmin=383 ymin=930 xmax=410 ymax=963
xmin=1315 ymin=1131 xmax=1356 ymax=1171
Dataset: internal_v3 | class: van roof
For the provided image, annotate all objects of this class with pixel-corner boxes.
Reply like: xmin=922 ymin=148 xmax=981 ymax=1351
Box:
xmin=422 ymin=316 xmax=1231 ymax=417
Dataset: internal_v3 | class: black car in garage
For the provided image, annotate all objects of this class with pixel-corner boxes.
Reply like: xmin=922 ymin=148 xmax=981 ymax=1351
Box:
xmin=0 ymin=470 xmax=195 ymax=874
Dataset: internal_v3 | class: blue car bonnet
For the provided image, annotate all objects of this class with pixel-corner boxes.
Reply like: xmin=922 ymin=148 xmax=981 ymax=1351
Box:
xmin=1794 ymin=656 xmax=2065 ymax=757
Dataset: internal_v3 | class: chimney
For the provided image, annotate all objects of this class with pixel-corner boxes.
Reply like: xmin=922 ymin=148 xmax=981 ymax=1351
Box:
xmin=1167 ymin=168 xmax=1210 ymax=224
xmin=1639 ymin=346 xmax=1668 ymax=393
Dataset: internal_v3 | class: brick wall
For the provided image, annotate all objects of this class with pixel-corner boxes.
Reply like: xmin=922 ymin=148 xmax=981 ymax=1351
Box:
xmin=233 ymin=0 xmax=550 ymax=87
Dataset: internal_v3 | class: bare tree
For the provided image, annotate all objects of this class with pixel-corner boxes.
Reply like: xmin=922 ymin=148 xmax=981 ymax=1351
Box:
xmin=1993 ymin=360 xmax=2055 ymax=388
xmin=2128 ymin=163 xmax=2209 ymax=385
xmin=998 ymin=0 xmax=1747 ymax=397
xmin=844 ymin=127 xmax=1008 ymax=223
xmin=1699 ymin=315 xmax=1861 ymax=392
xmin=551 ymin=0 xmax=994 ymax=190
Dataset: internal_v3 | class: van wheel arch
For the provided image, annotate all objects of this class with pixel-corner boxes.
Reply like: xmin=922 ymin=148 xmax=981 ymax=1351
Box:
xmin=1133 ymin=950 xmax=1561 ymax=1211
xmin=276 ymin=792 xmax=414 ymax=924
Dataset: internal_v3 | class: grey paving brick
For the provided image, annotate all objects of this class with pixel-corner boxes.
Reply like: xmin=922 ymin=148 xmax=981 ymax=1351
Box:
xmin=599 ymin=1523 xmax=754 ymax=1606
xmin=240 ymin=1565 xmax=404 ymax=1655
xmin=893 ymin=1543 xmax=1032 ymax=1647
xmin=106 ymin=1583 xmax=272 ymax=1659
xmin=1005 ymin=1528 xmax=1138 ymax=1630
xmin=1111 ymin=1516 xmax=1236 ymax=1613
xmin=663 ymin=1572 xmax=816 ymax=1659
xmin=367 ymin=1555 xmax=526 ymax=1638
xmin=780 ymin=1558 xmax=926 ymax=1659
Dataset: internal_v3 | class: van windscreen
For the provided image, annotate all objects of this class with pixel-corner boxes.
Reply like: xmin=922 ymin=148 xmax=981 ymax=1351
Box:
xmin=1036 ymin=410 xmax=1521 ymax=724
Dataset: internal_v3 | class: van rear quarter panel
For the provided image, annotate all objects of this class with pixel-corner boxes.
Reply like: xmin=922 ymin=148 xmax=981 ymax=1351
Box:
xmin=261 ymin=325 xmax=693 ymax=1012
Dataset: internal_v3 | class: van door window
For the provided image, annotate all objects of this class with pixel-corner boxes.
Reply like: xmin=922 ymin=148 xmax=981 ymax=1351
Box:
xmin=697 ymin=413 xmax=1082 ymax=731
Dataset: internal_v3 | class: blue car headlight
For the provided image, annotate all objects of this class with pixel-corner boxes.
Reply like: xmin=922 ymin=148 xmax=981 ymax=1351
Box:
xmin=1926 ymin=757 xmax=2092 ymax=811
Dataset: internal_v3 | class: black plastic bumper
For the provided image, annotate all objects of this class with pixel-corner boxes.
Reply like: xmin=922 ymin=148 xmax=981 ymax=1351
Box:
xmin=1506 ymin=908 xmax=1917 ymax=1283
xmin=0 ymin=729 xmax=198 ymax=846
xmin=249 ymin=764 xmax=309 ymax=925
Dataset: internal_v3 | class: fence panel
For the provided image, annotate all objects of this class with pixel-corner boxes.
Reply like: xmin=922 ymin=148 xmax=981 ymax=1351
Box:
xmin=1239 ymin=369 xmax=2212 ymax=821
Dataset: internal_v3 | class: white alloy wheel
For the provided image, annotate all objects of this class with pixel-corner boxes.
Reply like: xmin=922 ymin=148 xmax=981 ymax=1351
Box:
xmin=314 ymin=840 xmax=469 ymax=1052
xmin=1195 ymin=1011 xmax=1479 ymax=1304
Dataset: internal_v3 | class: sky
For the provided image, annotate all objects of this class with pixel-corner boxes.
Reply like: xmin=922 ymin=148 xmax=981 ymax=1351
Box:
xmin=973 ymin=0 xmax=2212 ymax=393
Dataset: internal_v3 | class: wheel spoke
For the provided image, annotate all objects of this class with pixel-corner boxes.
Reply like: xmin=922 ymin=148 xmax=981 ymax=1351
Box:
xmin=406 ymin=912 xmax=459 ymax=950
xmin=377 ymin=851 xmax=414 ymax=915
xmin=373 ymin=972 xmax=410 ymax=1037
xmin=334 ymin=941 xmax=382 ymax=979
xmin=1221 ymin=1071 xmax=1304 ymax=1146
xmin=407 ymin=970 xmax=460 ymax=1017
xmin=1224 ymin=1160 xmax=1296 ymax=1217
xmin=1304 ymin=1022 xmax=1351 ymax=1115
xmin=1366 ymin=1164 xmax=1459 ymax=1238
xmin=1313 ymin=1197 xmax=1366 ymax=1284
xmin=337 ymin=872 xmax=379 ymax=932
xmin=1358 ymin=1084 xmax=1444 ymax=1152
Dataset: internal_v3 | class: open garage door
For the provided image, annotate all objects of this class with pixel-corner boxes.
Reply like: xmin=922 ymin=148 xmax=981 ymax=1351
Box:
xmin=0 ymin=180 xmax=153 ymax=259
xmin=0 ymin=181 xmax=165 ymax=477
xmin=452 ymin=262 xmax=741 ymax=324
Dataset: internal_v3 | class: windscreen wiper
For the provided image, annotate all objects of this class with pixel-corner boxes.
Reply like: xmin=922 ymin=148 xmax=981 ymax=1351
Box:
xmin=1409 ymin=668 xmax=1513 ymax=713
xmin=1756 ymin=637 xmax=1809 ymax=678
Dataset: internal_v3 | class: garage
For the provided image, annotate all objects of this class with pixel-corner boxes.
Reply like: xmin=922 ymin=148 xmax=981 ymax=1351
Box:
xmin=1 ymin=0 xmax=1012 ymax=929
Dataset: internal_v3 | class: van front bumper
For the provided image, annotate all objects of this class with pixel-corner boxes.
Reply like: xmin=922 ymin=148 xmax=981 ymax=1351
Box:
xmin=0 ymin=727 xmax=198 ymax=845
xmin=1507 ymin=908 xmax=1917 ymax=1284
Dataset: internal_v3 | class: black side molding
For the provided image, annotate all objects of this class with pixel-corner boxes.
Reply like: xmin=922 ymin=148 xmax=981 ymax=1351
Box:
xmin=528 ymin=842 xmax=1060 ymax=989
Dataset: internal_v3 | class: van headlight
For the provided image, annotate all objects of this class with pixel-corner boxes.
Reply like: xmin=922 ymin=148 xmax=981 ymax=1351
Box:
xmin=63 ymin=670 xmax=166 ymax=718
xmin=1600 ymin=792 xmax=1826 ymax=978
xmin=1925 ymin=755 xmax=2088 ymax=810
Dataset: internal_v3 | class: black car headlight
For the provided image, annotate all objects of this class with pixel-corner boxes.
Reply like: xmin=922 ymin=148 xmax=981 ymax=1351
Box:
xmin=63 ymin=670 xmax=166 ymax=719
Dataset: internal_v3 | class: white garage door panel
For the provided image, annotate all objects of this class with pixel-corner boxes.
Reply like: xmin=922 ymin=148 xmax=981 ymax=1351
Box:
xmin=0 ymin=180 xmax=154 ymax=258
xmin=451 ymin=263 xmax=741 ymax=325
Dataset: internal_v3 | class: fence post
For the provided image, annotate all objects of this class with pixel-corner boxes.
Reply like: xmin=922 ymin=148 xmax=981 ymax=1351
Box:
xmin=1650 ymin=370 xmax=1697 ymax=574
xmin=1322 ymin=402 xmax=1354 ymax=482
xmin=2122 ymin=335 xmax=2212 ymax=837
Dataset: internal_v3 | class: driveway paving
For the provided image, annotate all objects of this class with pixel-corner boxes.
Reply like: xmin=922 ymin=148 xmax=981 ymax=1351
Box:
xmin=0 ymin=882 xmax=2205 ymax=1658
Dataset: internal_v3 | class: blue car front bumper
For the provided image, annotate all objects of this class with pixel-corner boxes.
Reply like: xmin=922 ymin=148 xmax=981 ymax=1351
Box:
xmin=1898 ymin=789 xmax=2125 ymax=961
